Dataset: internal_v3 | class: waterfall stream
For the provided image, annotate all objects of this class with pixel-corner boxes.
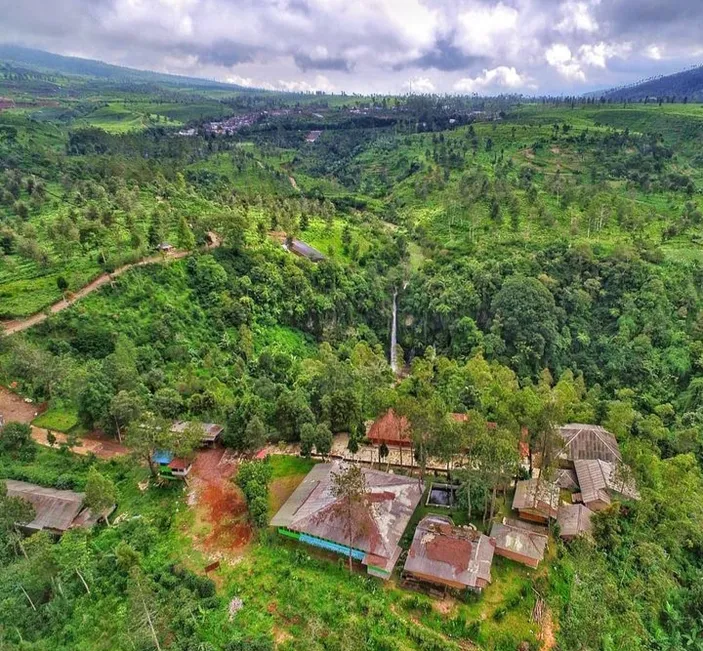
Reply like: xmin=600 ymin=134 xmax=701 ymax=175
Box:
xmin=390 ymin=289 xmax=399 ymax=374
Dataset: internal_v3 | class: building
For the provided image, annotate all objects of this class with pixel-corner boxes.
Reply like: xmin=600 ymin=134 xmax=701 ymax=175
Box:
xmin=490 ymin=519 xmax=549 ymax=569
xmin=512 ymin=478 xmax=560 ymax=523
xmin=367 ymin=409 xmax=412 ymax=448
xmin=271 ymin=462 xmax=423 ymax=579
xmin=286 ymin=239 xmax=325 ymax=262
xmin=558 ymin=424 xmax=621 ymax=465
xmin=152 ymin=450 xmax=192 ymax=480
xmin=557 ymin=503 xmax=594 ymax=540
xmin=6 ymin=480 xmax=114 ymax=535
xmin=305 ymin=130 xmax=323 ymax=143
xmin=403 ymin=515 xmax=495 ymax=592
xmin=573 ymin=459 xmax=639 ymax=511
xmin=171 ymin=421 xmax=224 ymax=447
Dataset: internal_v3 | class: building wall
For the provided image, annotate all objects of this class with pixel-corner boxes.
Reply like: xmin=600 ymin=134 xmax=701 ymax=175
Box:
xmin=494 ymin=547 xmax=540 ymax=569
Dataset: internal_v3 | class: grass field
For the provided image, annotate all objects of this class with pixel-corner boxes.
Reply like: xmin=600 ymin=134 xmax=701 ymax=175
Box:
xmin=32 ymin=406 xmax=79 ymax=432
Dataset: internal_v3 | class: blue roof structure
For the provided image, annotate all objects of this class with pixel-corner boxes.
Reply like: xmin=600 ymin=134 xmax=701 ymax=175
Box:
xmin=152 ymin=450 xmax=174 ymax=465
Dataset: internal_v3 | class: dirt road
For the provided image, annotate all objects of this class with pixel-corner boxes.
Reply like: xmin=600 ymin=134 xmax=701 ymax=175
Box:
xmin=1 ymin=250 xmax=190 ymax=336
xmin=0 ymin=385 xmax=128 ymax=459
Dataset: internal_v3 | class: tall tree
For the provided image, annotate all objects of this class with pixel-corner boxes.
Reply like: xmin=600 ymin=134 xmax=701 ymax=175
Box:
xmin=327 ymin=464 xmax=370 ymax=573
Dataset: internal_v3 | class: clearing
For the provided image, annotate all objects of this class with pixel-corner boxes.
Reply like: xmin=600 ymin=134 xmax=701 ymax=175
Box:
xmin=187 ymin=448 xmax=253 ymax=560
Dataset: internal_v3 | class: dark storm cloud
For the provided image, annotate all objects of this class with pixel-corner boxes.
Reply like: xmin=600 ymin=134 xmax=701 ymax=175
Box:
xmin=0 ymin=0 xmax=702 ymax=94
xmin=190 ymin=40 xmax=257 ymax=68
xmin=397 ymin=37 xmax=487 ymax=72
xmin=293 ymin=53 xmax=354 ymax=73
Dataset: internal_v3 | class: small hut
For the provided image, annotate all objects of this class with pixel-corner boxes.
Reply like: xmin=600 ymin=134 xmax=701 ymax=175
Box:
xmin=490 ymin=519 xmax=548 ymax=569
xmin=557 ymin=504 xmax=594 ymax=540
xmin=512 ymin=478 xmax=560 ymax=523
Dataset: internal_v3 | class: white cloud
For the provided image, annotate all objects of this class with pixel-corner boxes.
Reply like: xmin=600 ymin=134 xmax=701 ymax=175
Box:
xmin=645 ymin=44 xmax=663 ymax=60
xmin=405 ymin=76 xmax=435 ymax=93
xmin=455 ymin=2 xmax=519 ymax=57
xmin=578 ymin=42 xmax=631 ymax=68
xmin=545 ymin=43 xmax=585 ymax=81
xmin=557 ymin=1 xmax=599 ymax=34
xmin=454 ymin=66 xmax=529 ymax=93
xmin=277 ymin=74 xmax=335 ymax=93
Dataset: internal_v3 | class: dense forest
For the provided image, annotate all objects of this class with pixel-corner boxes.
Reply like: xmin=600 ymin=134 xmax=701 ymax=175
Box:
xmin=1 ymin=54 xmax=703 ymax=651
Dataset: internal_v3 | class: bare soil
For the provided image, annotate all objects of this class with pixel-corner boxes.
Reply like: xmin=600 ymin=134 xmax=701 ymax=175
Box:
xmin=188 ymin=448 xmax=253 ymax=556
xmin=0 ymin=386 xmax=41 ymax=423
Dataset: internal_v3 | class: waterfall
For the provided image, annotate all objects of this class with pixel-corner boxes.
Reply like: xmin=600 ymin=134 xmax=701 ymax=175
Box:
xmin=390 ymin=289 xmax=399 ymax=374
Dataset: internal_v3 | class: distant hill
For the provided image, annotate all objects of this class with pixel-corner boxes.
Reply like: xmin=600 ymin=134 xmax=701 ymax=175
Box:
xmin=0 ymin=43 xmax=248 ymax=92
xmin=597 ymin=65 xmax=703 ymax=102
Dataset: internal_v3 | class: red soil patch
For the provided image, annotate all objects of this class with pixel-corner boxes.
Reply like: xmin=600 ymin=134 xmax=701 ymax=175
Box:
xmin=0 ymin=386 xmax=42 ymax=423
xmin=190 ymin=448 xmax=253 ymax=554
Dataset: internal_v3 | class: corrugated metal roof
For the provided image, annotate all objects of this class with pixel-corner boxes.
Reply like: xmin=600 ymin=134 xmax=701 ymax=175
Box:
xmin=270 ymin=462 xmax=422 ymax=562
xmin=558 ymin=424 xmax=621 ymax=463
xmin=512 ymin=479 xmax=560 ymax=518
xmin=6 ymin=479 xmax=85 ymax=533
xmin=573 ymin=459 xmax=639 ymax=506
xmin=290 ymin=239 xmax=325 ymax=262
xmin=367 ymin=409 xmax=411 ymax=446
xmin=557 ymin=504 xmax=594 ymax=539
xmin=404 ymin=515 xmax=495 ymax=588
xmin=490 ymin=520 xmax=548 ymax=565
xmin=171 ymin=421 xmax=224 ymax=444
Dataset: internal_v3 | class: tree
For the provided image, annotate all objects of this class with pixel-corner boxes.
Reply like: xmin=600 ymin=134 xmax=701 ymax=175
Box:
xmin=0 ymin=479 xmax=35 ymax=560
xmin=242 ymin=416 xmax=267 ymax=454
xmin=126 ymin=412 xmax=171 ymax=477
xmin=176 ymin=215 xmax=196 ymax=250
xmin=85 ymin=467 xmax=116 ymax=525
xmin=327 ymin=464 xmax=370 ymax=573
xmin=171 ymin=421 xmax=205 ymax=460
xmin=56 ymin=275 xmax=69 ymax=298
xmin=315 ymin=422 xmax=333 ymax=457
xmin=491 ymin=276 xmax=559 ymax=376
xmin=110 ymin=390 xmax=144 ymax=442
xmin=300 ymin=422 xmax=316 ymax=457
xmin=0 ymin=421 xmax=35 ymax=460
xmin=152 ymin=387 xmax=182 ymax=419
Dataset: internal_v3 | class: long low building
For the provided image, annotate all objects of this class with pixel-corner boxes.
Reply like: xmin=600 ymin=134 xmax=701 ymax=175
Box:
xmin=490 ymin=519 xmax=549 ymax=569
xmin=404 ymin=515 xmax=495 ymax=592
xmin=6 ymin=479 xmax=112 ymax=535
xmin=271 ymin=462 xmax=423 ymax=579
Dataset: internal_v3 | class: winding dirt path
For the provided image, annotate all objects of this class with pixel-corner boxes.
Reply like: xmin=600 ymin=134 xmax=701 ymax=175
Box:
xmin=2 ymin=237 xmax=220 ymax=336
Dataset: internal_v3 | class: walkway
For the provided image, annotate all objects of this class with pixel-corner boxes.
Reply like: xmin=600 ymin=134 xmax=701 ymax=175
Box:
xmin=2 ymin=236 xmax=220 ymax=336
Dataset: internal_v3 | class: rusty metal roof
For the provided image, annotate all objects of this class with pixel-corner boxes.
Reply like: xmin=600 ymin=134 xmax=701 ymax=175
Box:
xmin=557 ymin=504 xmax=594 ymax=539
xmin=367 ymin=409 xmax=411 ymax=445
xmin=512 ymin=479 xmax=560 ymax=518
xmin=270 ymin=462 xmax=423 ymax=562
xmin=6 ymin=479 xmax=85 ymax=533
xmin=573 ymin=459 xmax=639 ymax=506
xmin=404 ymin=515 xmax=495 ymax=588
xmin=171 ymin=421 xmax=224 ymax=444
xmin=490 ymin=520 xmax=548 ymax=565
xmin=558 ymin=424 xmax=621 ymax=463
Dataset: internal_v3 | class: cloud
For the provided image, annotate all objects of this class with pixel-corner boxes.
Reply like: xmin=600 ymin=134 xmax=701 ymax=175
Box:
xmin=645 ymin=44 xmax=662 ymax=60
xmin=557 ymin=1 xmax=599 ymax=34
xmin=455 ymin=2 xmax=519 ymax=58
xmin=0 ymin=0 xmax=702 ymax=94
xmin=454 ymin=66 xmax=530 ymax=93
xmin=545 ymin=43 xmax=585 ymax=81
xmin=405 ymin=76 xmax=436 ymax=93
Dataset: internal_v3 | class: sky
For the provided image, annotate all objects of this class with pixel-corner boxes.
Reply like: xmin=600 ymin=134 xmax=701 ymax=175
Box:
xmin=0 ymin=0 xmax=701 ymax=95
